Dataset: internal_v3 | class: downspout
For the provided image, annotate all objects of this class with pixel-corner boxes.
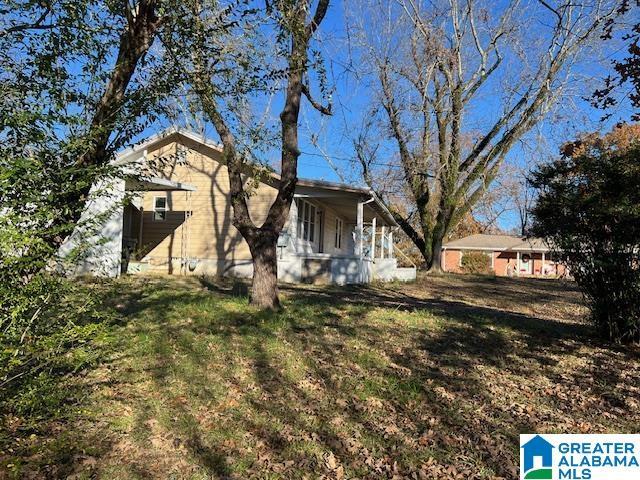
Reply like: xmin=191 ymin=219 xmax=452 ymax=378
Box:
xmin=357 ymin=196 xmax=375 ymax=257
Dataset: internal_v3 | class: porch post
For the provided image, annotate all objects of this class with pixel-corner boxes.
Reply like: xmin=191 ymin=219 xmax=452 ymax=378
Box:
xmin=356 ymin=201 xmax=364 ymax=258
xmin=542 ymin=251 xmax=546 ymax=275
xmin=516 ymin=251 xmax=521 ymax=276
xmin=388 ymin=231 xmax=393 ymax=258
xmin=380 ymin=226 xmax=386 ymax=259
xmin=370 ymin=217 xmax=377 ymax=260
xmin=289 ymin=197 xmax=298 ymax=255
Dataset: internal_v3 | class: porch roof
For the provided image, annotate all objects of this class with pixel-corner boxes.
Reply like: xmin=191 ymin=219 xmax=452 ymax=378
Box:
xmin=294 ymin=179 xmax=397 ymax=227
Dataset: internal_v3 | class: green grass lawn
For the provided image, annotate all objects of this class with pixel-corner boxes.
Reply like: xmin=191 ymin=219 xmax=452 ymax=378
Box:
xmin=2 ymin=274 xmax=639 ymax=479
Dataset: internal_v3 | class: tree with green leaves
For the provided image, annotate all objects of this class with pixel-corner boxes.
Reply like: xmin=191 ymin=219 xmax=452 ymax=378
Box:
xmin=592 ymin=0 xmax=640 ymax=121
xmin=0 ymin=0 xmax=169 ymax=395
xmin=1 ymin=0 xmax=167 ymax=272
xmin=530 ymin=124 xmax=640 ymax=343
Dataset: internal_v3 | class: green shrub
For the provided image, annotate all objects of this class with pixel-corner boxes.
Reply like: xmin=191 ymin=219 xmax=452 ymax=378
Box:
xmin=530 ymin=124 xmax=640 ymax=343
xmin=460 ymin=251 xmax=492 ymax=274
xmin=0 ymin=151 xmax=120 ymax=421
xmin=0 ymin=275 xmax=117 ymax=421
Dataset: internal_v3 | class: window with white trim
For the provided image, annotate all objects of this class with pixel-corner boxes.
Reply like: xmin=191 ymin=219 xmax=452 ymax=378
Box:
xmin=296 ymin=199 xmax=316 ymax=242
xmin=153 ymin=196 xmax=167 ymax=221
xmin=334 ymin=217 xmax=343 ymax=249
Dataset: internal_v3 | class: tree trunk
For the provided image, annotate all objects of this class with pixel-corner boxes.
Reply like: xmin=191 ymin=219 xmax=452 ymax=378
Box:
xmin=45 ymin=0 xmax=161 ymax=252
xmin=248 ymin=233 xmax=280 ymax=310
xmin=427 ymin=236 xmax=444 ymax=274
xmin=189 ymin=0 xmax=330 ymax=311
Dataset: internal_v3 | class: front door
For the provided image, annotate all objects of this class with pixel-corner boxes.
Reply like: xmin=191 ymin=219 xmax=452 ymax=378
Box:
xmin=519 ymin=253 xmax=533 ymax=275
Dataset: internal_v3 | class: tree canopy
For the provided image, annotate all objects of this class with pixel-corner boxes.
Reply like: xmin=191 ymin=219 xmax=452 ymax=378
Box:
xmin=530 ymin=123 xmax=640 ymax=343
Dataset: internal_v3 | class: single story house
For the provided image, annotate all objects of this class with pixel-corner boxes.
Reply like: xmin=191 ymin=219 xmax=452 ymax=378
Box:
xmin=441 ymin=234 xmax=566 ymax=277
xmin=61 ymin=128 xmax=416 ymax=285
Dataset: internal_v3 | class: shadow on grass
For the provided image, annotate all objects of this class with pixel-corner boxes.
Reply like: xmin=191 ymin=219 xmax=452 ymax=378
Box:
xmin=416 ymin=274 xmax=584 ymax=308
xmin=19 ymin=276 xmax=639 ymax=479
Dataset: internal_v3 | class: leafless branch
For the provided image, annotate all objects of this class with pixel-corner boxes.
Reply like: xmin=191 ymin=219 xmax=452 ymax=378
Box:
xmin=301 ymin=82 xmax=332 ymax=115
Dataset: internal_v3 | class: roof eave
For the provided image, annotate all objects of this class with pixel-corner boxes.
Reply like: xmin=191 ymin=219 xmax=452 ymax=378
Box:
xmin=367 ymin=189 xmax=398 ymax=227
xmin=115 ymin=127 xmax=223 ymax=164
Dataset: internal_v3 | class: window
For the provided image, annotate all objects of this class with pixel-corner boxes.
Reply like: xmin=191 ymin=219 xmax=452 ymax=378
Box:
xmin=153 ymin=196 xmax=167 ymax=221
xmin=334 ymin=217 xmax=343 ymax=249
xmin=296 ymin=199 xmax=316 ymax=242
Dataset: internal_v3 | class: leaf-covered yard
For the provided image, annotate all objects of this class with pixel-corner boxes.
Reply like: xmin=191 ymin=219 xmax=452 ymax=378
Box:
xmin=3 ymin=274 xmax=640 ymax=479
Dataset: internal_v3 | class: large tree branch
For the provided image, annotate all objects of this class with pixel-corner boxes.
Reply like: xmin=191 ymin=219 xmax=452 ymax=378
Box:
xmin=186 ymin=3 xmax=255 ymax=234
xmin=458 ymin=36 xmax=578 ymax=194
xmin=457 ymin=84 xmax=532 ymax=173
xmin=432 ymin=73 xmax=449 ymax=181
xmin=1 ymin=4 xmax=54 ymax=35
xmin=537 ymin=0 xmax=563 ymax=21
xmin=306 ymin=0 xmax=330 ymax=37
xmin=262 ymin=0 xmax=331 ymax=233
xmin=462 ymin=51 xmax=502 ymax=104
xmin=44 ymin=0 xmax=163 ymax=250
xmin=453 ymin=160 xmax=502 ymax=228
xmin=380 ymin=63 xmax=433 ymax=217
xmin=378 ymin=63 xmax=416 ymax=178
xmin=391 ymin=207 xmax=427 ymax=256
xmin=76 ymin=0 xmax=163 ymax=168
xmin=196 ymin=83 xmax=256 ymax=233
xmin=462 ymin=0 xmax=514 ymax=102
xmin=301 ymin=82 xmax=332 ymax=115
xmin=458 ymin=1 xmax=613 ymax=174
xmin=355 ymin=139 xmax=375 ymax=190
xmin=354 ymin=112 xmax=427 ymax=259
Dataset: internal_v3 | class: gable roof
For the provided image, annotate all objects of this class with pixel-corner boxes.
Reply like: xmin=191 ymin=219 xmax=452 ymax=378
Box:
xmin=116 ymin=127 xmax=397 ymax=226
xmin=508 ymin=237 xmax=549 ymax=251
xmin=443 ymin=234 xmax=550 ymax=252
xmin=115 ymin=127 xmax=223 ymax=164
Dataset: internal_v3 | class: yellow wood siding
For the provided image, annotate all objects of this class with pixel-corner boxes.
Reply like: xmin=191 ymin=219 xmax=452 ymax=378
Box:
xmin=136 ymin=138 xmax=278 ymax=274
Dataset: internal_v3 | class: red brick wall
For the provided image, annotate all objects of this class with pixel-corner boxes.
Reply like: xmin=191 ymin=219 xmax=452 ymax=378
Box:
xmin=494 ymin=251 xmax=517 ymax=276
xmin=443 ymin=249 xmax=567 ymax=277
xmin=443 ymin=249 xmax=463 ymax=273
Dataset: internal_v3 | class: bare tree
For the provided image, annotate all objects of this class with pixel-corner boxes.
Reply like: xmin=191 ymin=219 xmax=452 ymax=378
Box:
xmin=512 ymin=169 xmax=536 ymax=237
xmin=169 ymin=0 xmax=331 ymax=309
xmin=471 ymin=161 xmax=536 ymax=235
xmin=351 ymin=0 xmax=617 ymax=272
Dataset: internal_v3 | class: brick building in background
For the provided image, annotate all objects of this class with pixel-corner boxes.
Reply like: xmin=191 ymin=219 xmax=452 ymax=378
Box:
xmin=442 ymin=234 xmax=566 ymax=277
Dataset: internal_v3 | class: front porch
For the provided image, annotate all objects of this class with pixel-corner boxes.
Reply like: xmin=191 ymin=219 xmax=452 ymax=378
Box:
xmin=276 ymin=182 xmax=416 ymax=285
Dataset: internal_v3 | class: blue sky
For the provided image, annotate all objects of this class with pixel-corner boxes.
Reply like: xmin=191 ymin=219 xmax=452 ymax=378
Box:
xmin=144 ymin=0 xmax=634 ymax=231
